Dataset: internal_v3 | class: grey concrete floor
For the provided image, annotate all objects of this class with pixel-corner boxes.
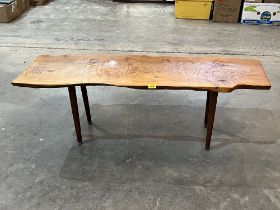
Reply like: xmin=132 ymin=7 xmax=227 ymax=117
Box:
xmin=0 ymin=0 xmax=280 ymax=209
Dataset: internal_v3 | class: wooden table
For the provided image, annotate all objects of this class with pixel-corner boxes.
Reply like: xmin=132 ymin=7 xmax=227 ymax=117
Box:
xmin=12 ymin=54 xmax=271 ymax=150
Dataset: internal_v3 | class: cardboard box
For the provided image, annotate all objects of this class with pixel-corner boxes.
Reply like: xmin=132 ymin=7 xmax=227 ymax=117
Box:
xmin=0 ymin=0 xmax=21 ymax=23
xmin=31 ymin=0 xmax=49 ymax=6
xmin=175 ymin=0 xmax=213 ymax=20
xmin=213 ymin=0 xmax=242 ymax=23
xmin=241 ymin=3 xmax=280 ymax=25
xmin=245 ymin=0 xmax=263 ymax=2
xmin=18 ymin=0 xmax=30 ymax=12
xmin=264 ymin=0 xmax=280 ymax=3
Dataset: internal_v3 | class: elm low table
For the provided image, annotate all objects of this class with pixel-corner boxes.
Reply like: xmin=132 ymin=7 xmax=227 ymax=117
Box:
xmin=12 ymin=54 xmax=271 ymax=150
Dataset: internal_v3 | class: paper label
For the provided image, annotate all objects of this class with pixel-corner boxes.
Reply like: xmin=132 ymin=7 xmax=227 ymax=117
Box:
xmin=148 ymin=84 xmax=157 ymax=89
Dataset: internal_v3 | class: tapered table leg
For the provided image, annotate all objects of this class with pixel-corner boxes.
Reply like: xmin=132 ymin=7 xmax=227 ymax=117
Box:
xmin=204 ymin=91 xmax=211 ymax=127
xmin=68 ymin=86 xmax=83 ymax=145
xmin=81 ymin=86 xmax=92 ymax=124
xmin=205 ymin=91 xmax=218 ymax=151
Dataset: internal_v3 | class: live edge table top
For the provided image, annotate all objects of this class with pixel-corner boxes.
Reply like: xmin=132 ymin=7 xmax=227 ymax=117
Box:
xmin=12 ymin=54 xmax=271 ymax=93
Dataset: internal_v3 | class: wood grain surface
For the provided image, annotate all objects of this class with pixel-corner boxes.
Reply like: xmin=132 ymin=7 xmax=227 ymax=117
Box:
xmin=12 ymin=54 xmax=271 ymax=92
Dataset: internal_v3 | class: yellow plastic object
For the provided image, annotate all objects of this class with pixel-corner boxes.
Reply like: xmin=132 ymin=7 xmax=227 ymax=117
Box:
xmin=175 ymin=0 xmax=213 ymax=20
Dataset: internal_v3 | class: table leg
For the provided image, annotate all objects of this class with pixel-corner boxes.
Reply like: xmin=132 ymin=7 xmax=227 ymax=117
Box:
xmin=68 ymin=86 xmax=83 ymax=145
xmin=205 ymin=91 xmax=218 ymax=151
xmin=204 ymin=91 xmax=211 ymax=127
xmin=81 ymin=86 xmax=92 ymax=124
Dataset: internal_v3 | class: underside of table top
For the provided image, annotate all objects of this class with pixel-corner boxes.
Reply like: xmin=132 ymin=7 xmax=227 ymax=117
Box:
xmin=12 ymin=54 xmax=271 ymax=93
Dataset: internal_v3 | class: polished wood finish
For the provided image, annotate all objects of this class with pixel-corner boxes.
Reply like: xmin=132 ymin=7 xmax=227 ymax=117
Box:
xmin=12 ymin=54 xmax=272 ymax=150
xmin=68 ymin=86 xmax=83 ymax=144
xmin=81 ymin=86 xmax=92 ymax=124
xmin=12 ymin=54 xmax=271 ymax=93
xmin=205 ymin=91 xmax=218 ymax=151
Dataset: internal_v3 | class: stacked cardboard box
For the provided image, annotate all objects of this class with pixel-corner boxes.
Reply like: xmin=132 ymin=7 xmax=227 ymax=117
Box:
xmin=263 ymin=0 xmax=280 ymax=2
xmin=213 ymin=0 xmax=242 ymax=23
xmin=31 ymin=0 xmax=49 ymax=6
xmin=0 ymin=0 xmax=50 ymax=22
xmin=19 ymin=0 xmax=30 ymax=10
xmin=245 ymin=0 xmax=262 ymax=2
xmin=0 ymin=0 xmax=29 ymax=23
xmin=241 ymin=0 xmax=280 ymax=25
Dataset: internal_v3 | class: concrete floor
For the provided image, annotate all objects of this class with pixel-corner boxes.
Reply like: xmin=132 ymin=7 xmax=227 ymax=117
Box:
xmin=0 ymin=0 xmax=280 ymax=209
